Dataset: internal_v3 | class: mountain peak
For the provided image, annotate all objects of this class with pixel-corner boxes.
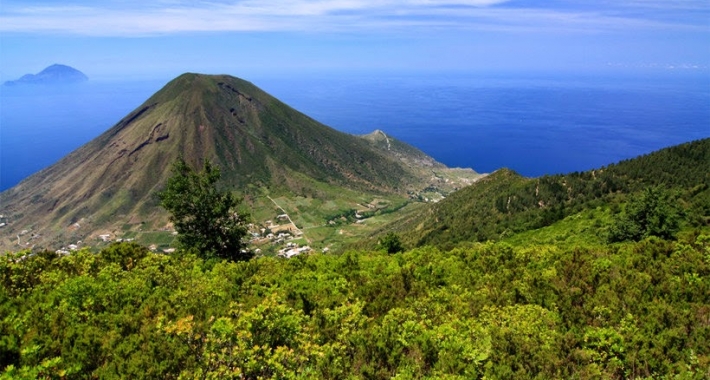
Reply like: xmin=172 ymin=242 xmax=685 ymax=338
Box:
xmin=145 ymin=73 xmax=260 ymax=106
xmin=0 ymin=72 xmax=479 ymax=251
xmin=4 ymin=64 xmax=88 ymax=86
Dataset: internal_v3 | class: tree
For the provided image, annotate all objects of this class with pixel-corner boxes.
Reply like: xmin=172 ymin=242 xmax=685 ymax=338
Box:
xmin=100 ymin=242 xmax=148 ymax=270
xmin=608 ymin=187 xmax=681 ymax=242
xmin=379 ymin=232 xmax=404 ymax=254
xmin=158 ymin=158 xmax=251 ymax=261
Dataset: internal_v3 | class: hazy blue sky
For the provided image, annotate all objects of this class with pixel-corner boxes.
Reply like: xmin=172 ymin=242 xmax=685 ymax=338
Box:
xmin=1 ymin=0 xmax=708 ymax=81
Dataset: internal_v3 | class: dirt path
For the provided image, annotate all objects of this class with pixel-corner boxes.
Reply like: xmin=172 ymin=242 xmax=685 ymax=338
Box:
xmin=266 ymin=196 xmax=307 ymax=242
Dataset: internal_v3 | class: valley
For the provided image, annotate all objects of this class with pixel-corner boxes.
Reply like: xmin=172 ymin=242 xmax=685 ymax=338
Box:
xmin=8 ymin=167 xmax=479 ymax=256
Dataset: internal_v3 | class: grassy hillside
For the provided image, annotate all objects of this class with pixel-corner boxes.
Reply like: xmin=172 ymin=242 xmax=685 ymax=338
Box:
xmin=373 ymin=138 xmax=710 ymax=249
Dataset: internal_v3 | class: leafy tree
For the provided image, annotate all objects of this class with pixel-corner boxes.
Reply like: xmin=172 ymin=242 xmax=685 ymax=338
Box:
xmin=608 ymin=187 xmax=681 ymax=242
xmin=158 ymin=158 xmax=251 ymax=261
xmin=100 ymin=242 xmax=148 ymax=270
xmin=379 ymin=232 xmax=404 ymax=254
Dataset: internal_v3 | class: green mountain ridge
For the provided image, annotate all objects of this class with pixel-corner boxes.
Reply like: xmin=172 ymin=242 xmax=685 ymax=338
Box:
xmin=0 ymin=73 xmax=479 ymax=251
xmin=372 ymin=138 xmax=710 ymax=249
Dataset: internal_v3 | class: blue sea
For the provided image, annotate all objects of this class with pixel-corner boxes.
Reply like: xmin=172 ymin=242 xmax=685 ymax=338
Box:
xmin=1 ymin=71 xmax=708 ymax=191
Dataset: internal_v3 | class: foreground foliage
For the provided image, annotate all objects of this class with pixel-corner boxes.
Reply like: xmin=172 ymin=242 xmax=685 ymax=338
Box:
xmin=1 ymin=235 xmax=709 ymax=379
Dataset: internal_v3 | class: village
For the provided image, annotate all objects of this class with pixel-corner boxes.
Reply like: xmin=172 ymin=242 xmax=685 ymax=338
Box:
xmin=6 ymin=194 xmax=400 ymax=258
xmin=248 ymin=211 xmax=314 ymax=259
xmin=0 ymin=201 xmax=316 ymax=258
xmin=47 ymin=212 xmax=314 ymax=258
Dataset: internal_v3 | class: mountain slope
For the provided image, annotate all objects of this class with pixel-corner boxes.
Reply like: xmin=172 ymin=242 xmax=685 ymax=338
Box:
xmin=0 ymin=73 xmax=478 ymax=250
xmin=3 ymin=64 xmax=88 ymax=86
xmin=374 ymin=138 xmax=710 ymax=248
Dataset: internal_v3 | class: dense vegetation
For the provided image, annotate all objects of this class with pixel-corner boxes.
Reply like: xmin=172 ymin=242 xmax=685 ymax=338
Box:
xmin=383 ymin=138 xmax=709 ymax=248
xmin=1 ymin=235 xmax=708 ymax=379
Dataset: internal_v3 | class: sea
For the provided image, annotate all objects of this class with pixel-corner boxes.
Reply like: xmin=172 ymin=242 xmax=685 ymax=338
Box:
xmin=1 ymin=70 xmax=708 ymax=192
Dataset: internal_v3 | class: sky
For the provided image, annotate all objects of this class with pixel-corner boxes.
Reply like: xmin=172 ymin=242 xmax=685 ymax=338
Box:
xmin=0 ymin=0 xmax=708 ymax=81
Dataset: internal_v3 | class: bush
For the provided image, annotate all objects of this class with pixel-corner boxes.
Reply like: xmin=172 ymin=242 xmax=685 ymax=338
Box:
xmin=379 ymin=232 xmax=404 ymax=254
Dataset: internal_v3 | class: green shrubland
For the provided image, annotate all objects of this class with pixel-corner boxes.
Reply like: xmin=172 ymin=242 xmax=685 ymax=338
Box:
xmin=2 ymin=234 xmax=709 ymax=378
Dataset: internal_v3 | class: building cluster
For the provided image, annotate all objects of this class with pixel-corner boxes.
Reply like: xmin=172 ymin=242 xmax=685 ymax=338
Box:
xmin=56 ymin=241 xmax=82 ymax=255
xmin=98 ymin=233 xmax=136 ymax=243
xmin=248 ymin=215 xmax=311 ymax=259
xmin=277 ymin=242 xmax=312 ymax=259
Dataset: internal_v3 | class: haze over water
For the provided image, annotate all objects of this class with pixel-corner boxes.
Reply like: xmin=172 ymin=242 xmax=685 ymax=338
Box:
xmin=1 ymin=70 xmax=708 ymax=191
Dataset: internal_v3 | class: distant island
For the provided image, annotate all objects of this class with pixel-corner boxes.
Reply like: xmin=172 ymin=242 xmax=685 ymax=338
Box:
xmin=3 ymin=64 xmax=88 ymax=86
